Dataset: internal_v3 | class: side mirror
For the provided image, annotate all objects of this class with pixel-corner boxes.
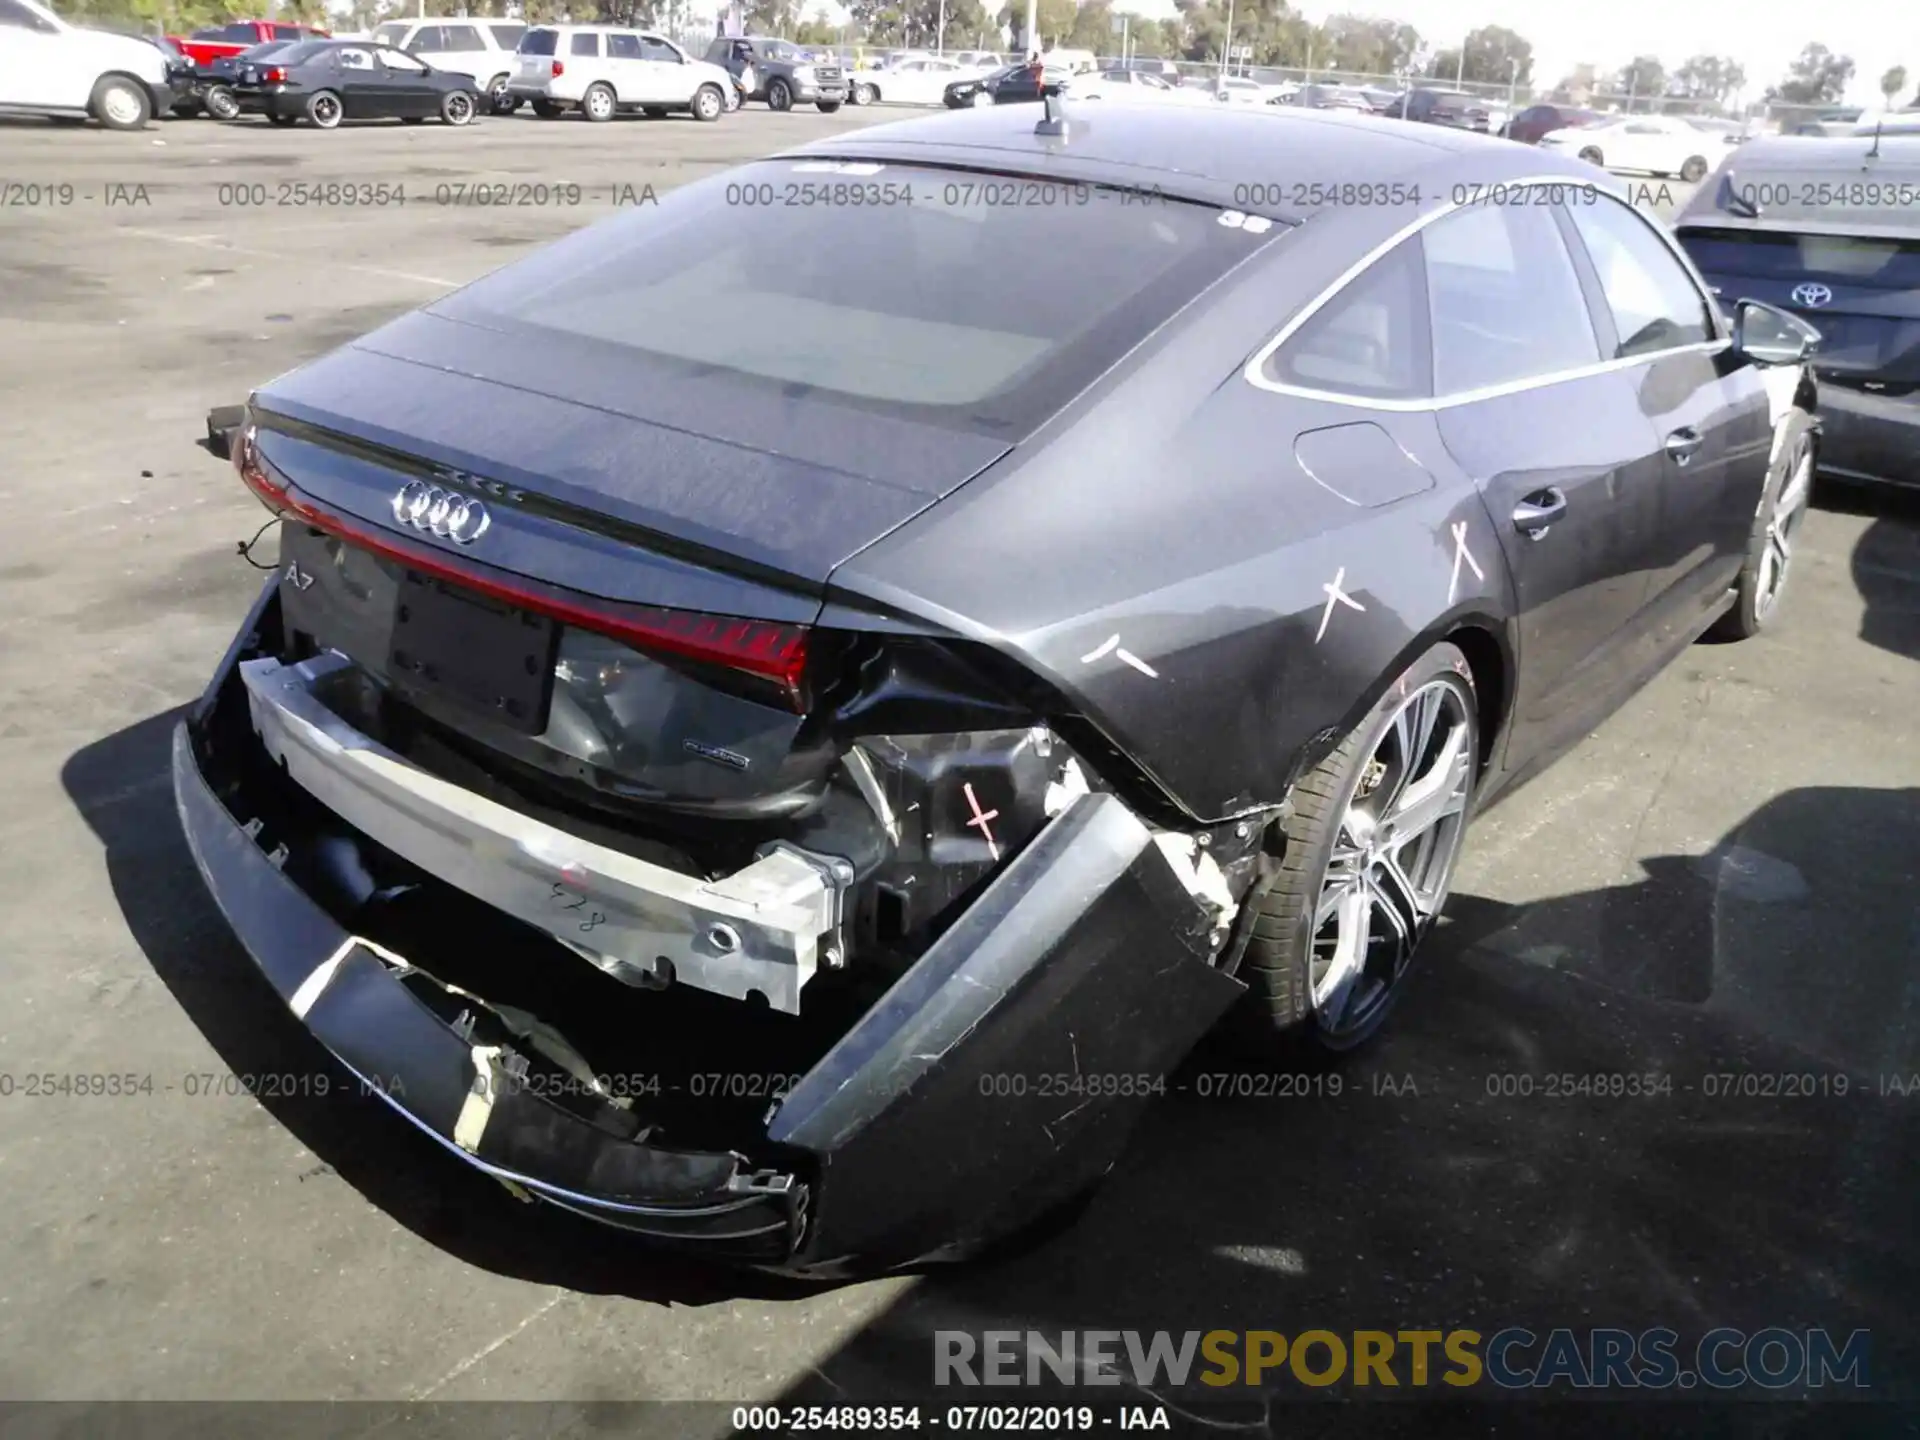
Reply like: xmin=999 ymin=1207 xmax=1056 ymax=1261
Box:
xmin=1732 ymin=298 xmax=1821 ymax=367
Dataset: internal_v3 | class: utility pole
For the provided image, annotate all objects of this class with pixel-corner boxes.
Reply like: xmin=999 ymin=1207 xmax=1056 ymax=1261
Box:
xmin=1024 ymin=0 xmax=1037 ymax=58
xmin=1507 ymin=54 xmax=1517 ymax=113
xmin=936 ymin=0 xmax=945 ymax=54
xmin=1455 ymin=34 xmax=1465 ymax=88
xmin=1219 ymin=0 xmax=1234 ymax=85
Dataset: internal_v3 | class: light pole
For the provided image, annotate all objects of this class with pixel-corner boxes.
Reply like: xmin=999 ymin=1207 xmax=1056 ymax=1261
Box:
xmin=1455 ymin=33 xmax=1465 ymax=88
xmin=936 ymin=0 xmax=946 ymax=54
xmin=1219 ymin=0 xmax=1234 ymax=85
xmin=1506 ymin=55 xmax=1518 ymax=115
xmin=1024 ymin=0 xmax=1038 ymax=58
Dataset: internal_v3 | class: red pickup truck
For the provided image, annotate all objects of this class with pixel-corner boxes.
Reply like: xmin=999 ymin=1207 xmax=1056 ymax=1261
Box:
xmin=168 ymin=20 xmax=329 ymax=67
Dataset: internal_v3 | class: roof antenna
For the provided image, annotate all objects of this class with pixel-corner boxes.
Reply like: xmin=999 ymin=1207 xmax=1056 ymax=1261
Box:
xmin=1868 ymin=114 xmax=1884 ymax=159
xmin=1035 ymin=75 xmax=1069 ymax=137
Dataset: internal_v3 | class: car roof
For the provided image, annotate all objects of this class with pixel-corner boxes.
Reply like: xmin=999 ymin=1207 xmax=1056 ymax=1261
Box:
xmin=787 ymin=105 xmax=1576 ymax=219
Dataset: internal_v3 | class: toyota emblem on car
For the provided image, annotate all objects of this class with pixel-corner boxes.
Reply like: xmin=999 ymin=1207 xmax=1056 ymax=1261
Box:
xmin=1790 ymin=282 xmax=1833 ymax=308
xmin=391 ymin=479 xmax=490 ymax=545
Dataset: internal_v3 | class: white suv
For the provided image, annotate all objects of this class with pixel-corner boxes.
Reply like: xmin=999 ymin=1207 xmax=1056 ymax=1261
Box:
xmin=0 ymin=0 xmax=175 ymax=129
xmin=509 ymin=25 xmax=731 ymax=123
xmin=370 ymin=18 xmax=526 ymax=113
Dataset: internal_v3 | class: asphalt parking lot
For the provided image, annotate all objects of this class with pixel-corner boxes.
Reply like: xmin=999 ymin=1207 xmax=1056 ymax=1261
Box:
xmin=0 ymin=107 xmax=1916 ymax=1421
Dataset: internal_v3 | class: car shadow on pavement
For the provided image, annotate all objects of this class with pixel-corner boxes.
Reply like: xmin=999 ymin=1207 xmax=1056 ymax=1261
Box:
xmin=765 ymin=781 xmax=1920 ymax=1413
xmin=61 ymin=710 xmax=1920 ymax=1386
xmin=1835 ymin=484 xmax=1920 ymax=663
xmin=59 ymin=707 xmax=828 ymax=1309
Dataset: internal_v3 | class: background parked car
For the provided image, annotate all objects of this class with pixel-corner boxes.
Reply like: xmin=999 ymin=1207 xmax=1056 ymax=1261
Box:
xmin=169 ymin=18 xmax=325 ymax=67
xmin=513 ymin=26 xmax=732 ymax=122
xmin=181 ymin=36 xmax=297 ymax=119
xmin=1291 ymin=82 xmax=1371 ymax=112
xmin=1540 ymin=114 xmax=1716 ymax=180
xmin=144 ymin=34 xmax=200 ymax=113
xmin=1674 ymin=132 xmax=1920 ymax=491
xmin=1505 ymin=102 xmax=1602 ymax=145
xmin=991 ymin=60 xmax=1074 ymax=104
xmin=703 ymin=34 xmax=844 ymax=112
xmin=233 ymin=39 xmax=481 ymax=129
xmin=848 ymin=54 xmax=981 ymax=106
xmin=1213 ymin=74 xmax=1286 ymax=106
xmin=0 ymin=0 xmax=176 ymax=129
xmin=369 ymin=18 xmax=525 ymax=114
xmin=945 ymin=62 xmax=1019 ymax=108
xmin=1378 ymin=85 xmax=1490 ymax=130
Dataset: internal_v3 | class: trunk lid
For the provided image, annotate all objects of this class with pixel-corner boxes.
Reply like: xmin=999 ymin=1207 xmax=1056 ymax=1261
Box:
xmin=251 ymin=309 xmax=1014 ymax=596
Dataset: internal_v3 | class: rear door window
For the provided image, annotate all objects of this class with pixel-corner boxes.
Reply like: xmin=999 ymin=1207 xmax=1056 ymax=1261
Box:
xmin=489 ymin=24 xmax=525 ymax=49
xmin=1425 ymin=195 xmax=1601 ymax=392
xmin=570 ymin=32 xmax=601 ymax=57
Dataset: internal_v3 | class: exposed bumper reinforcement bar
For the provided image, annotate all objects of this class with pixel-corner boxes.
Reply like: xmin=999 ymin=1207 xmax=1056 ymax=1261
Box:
xmin=239 ymin=652 xmax=847 ymax=1014
xmin=172 ymin=721 xmax=804 ymax=1254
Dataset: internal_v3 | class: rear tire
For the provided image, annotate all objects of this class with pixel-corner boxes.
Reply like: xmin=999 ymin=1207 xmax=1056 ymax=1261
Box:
xmin=204 ymin=85 xmax=240 ymax=121
xmin=690 ymin=83 xmax=723 ymax=122
xmin=581 ymin=82 xmax=615 ymax=122
xmin=485 ymin=73 xmax=512 ymax=112
xmin=1232 ymin=643 xmax=1480 ymax=1054
xmin=90 ymin=75 xmax=151 ymax=131
xmin=1709 ymin=428 xmax=1814 ymax=641
xmin=1680 ymin=154 xmax=1708 ymax=182
xmin=531 ymin=98 xmax=564 ymax=118
xmin=815 ymin=100 xmax=841 ymax=112
xmin=306 ymin=89 xmax=343 ymax=129
xmin=1578 ymin=145 xmax=1603 ymax=165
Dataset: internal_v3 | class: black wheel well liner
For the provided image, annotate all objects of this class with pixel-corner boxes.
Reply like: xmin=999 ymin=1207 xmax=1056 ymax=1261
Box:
xmin=1443 ymin=621 xmax=1508 ymax=772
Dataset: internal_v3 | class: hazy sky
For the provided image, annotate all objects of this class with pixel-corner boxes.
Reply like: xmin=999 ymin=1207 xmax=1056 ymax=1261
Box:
xmin=848 ymin=0 xmax=1911 ymax=106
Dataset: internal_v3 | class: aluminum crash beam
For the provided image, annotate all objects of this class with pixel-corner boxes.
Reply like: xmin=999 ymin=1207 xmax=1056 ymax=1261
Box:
xmin=239 ymin=652 xmax=847 ymax=1013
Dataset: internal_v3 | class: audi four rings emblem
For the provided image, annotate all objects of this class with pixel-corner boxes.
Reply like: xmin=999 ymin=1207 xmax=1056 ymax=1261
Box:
xmin=1791 ymin=282 xmax=1833 ymax=308
xmin=391 ymin=479 xmax=490 ymax=545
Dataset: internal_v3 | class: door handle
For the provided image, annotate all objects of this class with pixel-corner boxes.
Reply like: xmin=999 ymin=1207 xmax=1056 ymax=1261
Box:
xmin=1665 ymin=426 xmax=1704 ymax=464
xmin=1512 ymin=488 xmax=1567 ymax=540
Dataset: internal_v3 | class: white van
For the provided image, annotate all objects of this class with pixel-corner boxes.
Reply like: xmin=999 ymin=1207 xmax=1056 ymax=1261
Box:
xmin=508 ymin=24 xmax=734 ymax=122
xmin=1040 ymin=48 xmax=1099 ymax=74
xmin=369 ymin=17 xmax=526 ymax=112
xmin=0 ymin=0 xmax=176 ymax=129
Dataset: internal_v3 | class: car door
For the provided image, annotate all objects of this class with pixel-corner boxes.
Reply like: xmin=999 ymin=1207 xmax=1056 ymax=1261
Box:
xmin=1560 ymin=191 xmax=1769 ymax=627
xmin=322 ymin=46 xmax=380 ymax=116
xmin=602 ymin=31 xmax=644 ymax=100
xmin=1423 ymin=190 xmax=1673 ymax=773
xmin=640 ymin=35 xmax=693 ymax=102
xmin=0 ymin=0 xmax=60 ymax=108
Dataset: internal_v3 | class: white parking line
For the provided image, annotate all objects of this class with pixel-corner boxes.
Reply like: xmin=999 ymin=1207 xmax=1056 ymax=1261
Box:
xmin=118 ymin=226 xmax=457 ymax=289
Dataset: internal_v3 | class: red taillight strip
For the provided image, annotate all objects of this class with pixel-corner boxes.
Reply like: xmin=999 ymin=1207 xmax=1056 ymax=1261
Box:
xmin=236 ymin=425 xmax=811 ymax=708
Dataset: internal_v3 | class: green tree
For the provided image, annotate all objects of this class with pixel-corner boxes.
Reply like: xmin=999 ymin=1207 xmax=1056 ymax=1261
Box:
xmin=1671 ymin=53 xmax=1745 ymax=104
xmin=744 ymin=0 xmax=802 ymax=32
xmin=1066 ymin=0 xmax=1113 ymax=52
xmin=794 ymin=8 xmax=840 ymax=42
xmin=1425 ymin=24 xmax=1530 ymax=86
xmin=1615 ymin=53 xmax=1666 ymax=105
xmin=1315 ymin=13 xmax=1418 ymax=76
xmin=1880 ymin=64 xmax=1907 ymax=105
xmin=1768 ymin=42 xmax=1854 ymax=104
xmin=995 ymin=0 xmax=1073 ymax=52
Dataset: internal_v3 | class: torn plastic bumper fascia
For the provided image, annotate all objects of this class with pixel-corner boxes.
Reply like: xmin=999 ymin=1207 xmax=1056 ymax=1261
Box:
xmin=239 ymin=651 xmax=849 ymax=1015
xmin=175 ymin=582 xmax=1251 ymax=1269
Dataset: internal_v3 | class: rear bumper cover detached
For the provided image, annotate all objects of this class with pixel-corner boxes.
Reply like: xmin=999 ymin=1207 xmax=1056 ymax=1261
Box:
xmin=174 ymin=584 xmax=1244 ymax=1272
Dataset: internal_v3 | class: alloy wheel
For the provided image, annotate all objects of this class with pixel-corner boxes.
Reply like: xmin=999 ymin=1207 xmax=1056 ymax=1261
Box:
xmin=1309 ymin=678 xmax=1475 ymax=1037
xmin=1755 ymin=444 xmax=1813 ymax=619
xmin=312 ymin=93 xmax=341 ymax=127
xmin=445 ymin=92 xmax=474 ymax=124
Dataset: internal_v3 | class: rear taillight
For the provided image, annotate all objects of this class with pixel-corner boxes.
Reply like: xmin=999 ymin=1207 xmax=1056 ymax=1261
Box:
xmin=235 ymin=425 xmax=812 ymax=707
xmin=551 ymin=59 xmax=563 ymax=76
xmin=264 ymin=66 xmax=287 ymax=84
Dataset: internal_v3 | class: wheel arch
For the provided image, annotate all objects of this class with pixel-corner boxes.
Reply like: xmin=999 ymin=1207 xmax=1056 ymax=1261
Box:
xmin=1442 ymin=620 xmax=1510 ymax=773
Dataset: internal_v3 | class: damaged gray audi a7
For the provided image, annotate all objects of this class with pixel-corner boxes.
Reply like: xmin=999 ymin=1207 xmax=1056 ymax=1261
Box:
xmin=177 ymin=102 xmax=1821 ymax=1273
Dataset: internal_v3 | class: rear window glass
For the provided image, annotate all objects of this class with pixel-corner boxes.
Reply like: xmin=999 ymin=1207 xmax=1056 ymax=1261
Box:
xmin=432 ymin=162 xmax=1280 ymax=434
xmin=271 ymin=41 xmax=333 ymax=66
xmin=1679 ymin=226 xmax=1920 ymax=287
xmin=518 ymin=27 xmax=558 ymax=56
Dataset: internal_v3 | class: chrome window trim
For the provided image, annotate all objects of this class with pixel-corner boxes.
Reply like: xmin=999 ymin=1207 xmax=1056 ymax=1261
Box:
xmin=1243 ymin=174 xmax=1732 ymax=412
